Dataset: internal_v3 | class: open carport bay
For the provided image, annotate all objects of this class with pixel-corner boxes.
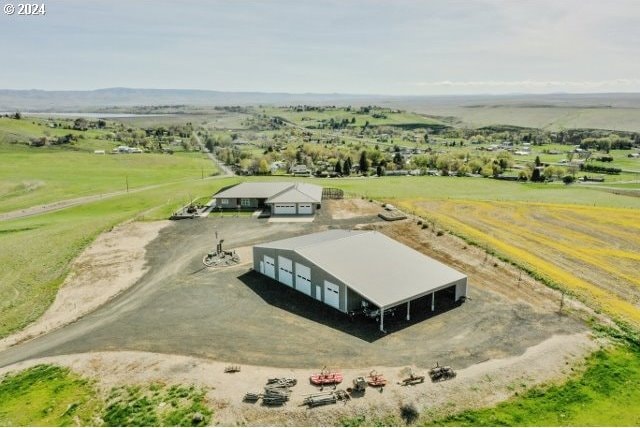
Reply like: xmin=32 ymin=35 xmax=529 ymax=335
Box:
xmin=0 ymin=215 xmax=587 ymax=370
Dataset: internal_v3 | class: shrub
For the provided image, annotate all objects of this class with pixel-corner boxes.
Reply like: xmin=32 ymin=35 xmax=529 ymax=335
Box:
xmin=400 ymin=402 xmax=419 ymax=424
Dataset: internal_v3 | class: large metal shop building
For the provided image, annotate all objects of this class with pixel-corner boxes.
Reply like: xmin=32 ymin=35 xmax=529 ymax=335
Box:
xmin=253 ymin=229 xmax=468 ymax=331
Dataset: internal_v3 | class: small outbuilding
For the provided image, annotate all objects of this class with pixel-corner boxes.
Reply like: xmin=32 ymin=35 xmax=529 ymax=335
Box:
xmin=213 ymin=182 xmax=322 ymax=215
xmin=253 ymin=229 xmax=468 ymax=331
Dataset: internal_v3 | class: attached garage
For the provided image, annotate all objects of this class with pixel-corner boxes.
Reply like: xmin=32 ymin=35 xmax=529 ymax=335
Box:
xmin=273 ymin=204 xmax=296 ymax=215
xmin=278 ymin=256 xmax=293 ymax=287
xmin=297 ymin=203 xmax=313 ymax=215
xmin=295 ymin=263 xmax=312 ymax=295
xmin=253 ymin=229 xmax=468 ymax=331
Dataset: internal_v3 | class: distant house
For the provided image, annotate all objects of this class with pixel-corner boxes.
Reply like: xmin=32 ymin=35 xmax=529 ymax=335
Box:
xmin=112 ymin=145 xmax=142 ymax=154
xmin=290 ymin=164 xmax=311 ymax=176
xmin=213 ymin=182 xmax=322 ymax=216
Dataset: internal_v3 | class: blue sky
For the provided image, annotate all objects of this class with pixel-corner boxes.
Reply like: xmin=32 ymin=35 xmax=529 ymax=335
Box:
xmin=2 ymin=0 xmax=639 ymax=94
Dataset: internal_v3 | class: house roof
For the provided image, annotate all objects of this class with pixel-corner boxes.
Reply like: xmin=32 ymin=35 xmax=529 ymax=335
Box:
xmin=214 ymin=182 xmax=322 ymax=203
xmin=266 ymin=183 xmax=322 ymax=204
xmin=255 ymin=230 xmax=467 ymax=308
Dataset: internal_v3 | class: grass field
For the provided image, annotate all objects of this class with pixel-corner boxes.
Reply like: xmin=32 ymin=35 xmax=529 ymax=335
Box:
xmin=411 ymin=106 xmax=640 ymax=132
xmin=0 ymin=364 xmax=212 ymax=426
xmin=263 ymin=106 xmax=445 ymax=129
xmin=0 ymin=364 xmax=101 ymax=426
xmin=430 ymin=343 xmax=640 ymax=426
xmin=306 ymin=176 xmax=640 ymax=208
xmin=0 ymin=177 xmax=235 ymax=339
xmin=0 ymin=144 xmax=217 ymax=214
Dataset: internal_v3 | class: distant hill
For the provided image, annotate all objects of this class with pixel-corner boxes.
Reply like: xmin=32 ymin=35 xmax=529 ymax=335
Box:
xmin=0 ymin=88 xmax=383 ymax=111
xmin=2 ymin=88 xmax=639 ymax=131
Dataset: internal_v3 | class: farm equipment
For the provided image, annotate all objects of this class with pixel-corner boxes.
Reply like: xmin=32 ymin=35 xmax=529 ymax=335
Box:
xmin=367 ymin=370 xmax=387 ymax=388
xmin=428 ymin=363 xmax=456 ymax=382
xmin=243 ymin=377 xmax=297 ymax=406
xmin=348 ymin=301 xmax=396 ymax=323
xmin=203 ymin=239 xmax=240 ymax=268
xmin=267 ymin=377 xmax=297 ymax=388
xmin=302 ymin=390 xmax=350 ymax=408
xmin=262 ymin=386 xmax=291 ymax=406
xmin=224 ymin=365 xmax=241 ymax=373
xmin=350 ymin=377 xmax=367 ymax=395
xmin=310 ymin=367 xmax=343 ymax=387
xmin=243 ymin=392 xmax=261 ymax=402
xmin=399 ymin=370 xmax=425 ymax=386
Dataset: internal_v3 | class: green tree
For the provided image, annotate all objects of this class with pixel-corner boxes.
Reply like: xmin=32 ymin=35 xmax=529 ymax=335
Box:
xmin=359 ymin=151 xmax=369 ymax=175
xmin=531 ymin=167 xmax=542 ymax=182
xmin=343 ymin=157 xmax=352 ymax=176
xmin=258 ymin=158 xmax=270 ymax=175
xmin=334 ymin=159 xmax=342 ymax=174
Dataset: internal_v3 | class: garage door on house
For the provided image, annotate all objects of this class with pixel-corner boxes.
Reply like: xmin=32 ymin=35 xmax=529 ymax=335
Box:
xmin=273 ymin=204 xmax=296 ymax=215
xmin=263 ymin=256 xmax=276 ymax=279
xmin=278 ymin=256 xmax=293 ymax=287
xmin=298 ymin=203 xmax=313 ymax=215
xmin=324 ymin=280 xmax=340 ymax=309
xmin=295 ymin=263 xmax=312 ymax=295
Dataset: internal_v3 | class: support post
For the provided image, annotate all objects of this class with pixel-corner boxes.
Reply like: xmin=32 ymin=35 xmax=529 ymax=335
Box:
xmin=380 ymin=307 xmax=385 ymax=332
xmin=431 ymin=292 xmax=435 ymax=311
xmin=406 ymin=301 xmax=411 ymax=321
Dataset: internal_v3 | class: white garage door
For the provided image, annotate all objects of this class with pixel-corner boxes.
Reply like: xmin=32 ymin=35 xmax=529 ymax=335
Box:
xmin=298 ymin=204 xmax=312 ymax=215
xmin=278 ymin=256 xmax=293 ymax=287
xmin=263 ymin=255 xmax=276 ymax=279
xmin=295 ymin=263 xmax=311 ymax=295
xmin=324 ymin=280 xmax=340 ymax=309
xmin=273 ymin=204 xmax=296 ymax=215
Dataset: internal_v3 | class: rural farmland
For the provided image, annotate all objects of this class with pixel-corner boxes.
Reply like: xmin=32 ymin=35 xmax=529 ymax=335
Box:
xmin=2 ymin=1 xmax=640 ymax=426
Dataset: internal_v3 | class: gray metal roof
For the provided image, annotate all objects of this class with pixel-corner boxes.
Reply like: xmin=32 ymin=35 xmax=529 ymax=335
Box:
xmin=254 ymin=229 xmax=366 ymax=250
xmin=257 ymin=230 xmax=467 ymax=308
xmin=266 ymin=183 xmax=323 ymax=204
xmin=214 ymin=182 xmax=322 ymax=203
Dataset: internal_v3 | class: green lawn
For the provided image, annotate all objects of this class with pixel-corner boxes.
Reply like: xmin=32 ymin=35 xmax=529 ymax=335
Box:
xmin=0 ymin=364 xmax=212 ymax=426
xmin=0 ymin=144 xmax=217 ymax=213
xmin=0 ymin=365 xmax=101 ymax=426
xmin=429 ymin=344 xmax=640 ymax=426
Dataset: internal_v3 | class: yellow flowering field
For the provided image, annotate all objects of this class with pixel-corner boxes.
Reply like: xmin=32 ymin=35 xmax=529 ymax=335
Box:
xmin=398 ymin=199 xmax=640 ymax=328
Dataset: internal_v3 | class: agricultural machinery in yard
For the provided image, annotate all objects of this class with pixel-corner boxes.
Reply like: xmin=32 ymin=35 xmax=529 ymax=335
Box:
xmin=348 ymin=301 xmax=396 ymax=322
xmin=428 ymin=363 xmax=457 ymax=382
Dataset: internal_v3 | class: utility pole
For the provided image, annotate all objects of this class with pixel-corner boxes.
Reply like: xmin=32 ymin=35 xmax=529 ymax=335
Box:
xmin=126 ymin=175 xmax=129 ymax=193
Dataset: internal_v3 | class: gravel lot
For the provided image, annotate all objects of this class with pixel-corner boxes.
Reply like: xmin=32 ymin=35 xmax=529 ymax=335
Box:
xmin=0 ymin=202 xmax=586 ymax=370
